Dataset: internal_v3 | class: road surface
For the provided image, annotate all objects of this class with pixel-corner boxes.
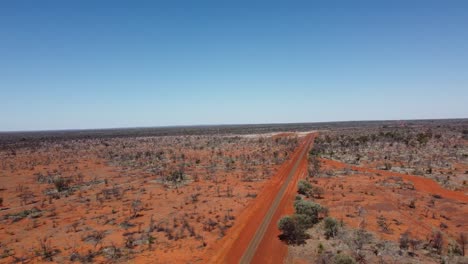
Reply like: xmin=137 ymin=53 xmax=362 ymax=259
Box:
xmin=209 ymin=133 xmax=315 ymax=263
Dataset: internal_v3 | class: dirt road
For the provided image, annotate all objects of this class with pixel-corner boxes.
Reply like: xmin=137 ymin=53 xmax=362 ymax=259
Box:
xmin=208 ymin=133 xmax=315 ymax=264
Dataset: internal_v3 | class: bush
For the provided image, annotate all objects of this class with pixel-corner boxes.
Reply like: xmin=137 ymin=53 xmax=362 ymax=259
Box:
xmin=429 ymin=231 xmax=444 ymax=254
xmin=333 ymin=254 xmax=356 ymax=264
xmin=294 ymin=213 xmax=315 ymax=230
xmin=324 ymin=217 xmax=339 ymax=239
xmin=166 ymin=170 xmax=185 ymax=185
xmin=297 ymin=180 xmax=312 ymax=196
xmin=298 ymin=180 xmax=324 ymax=198
xmin=53 ymin=177 xmax=71 ymax=192
xmin=308 ymin=156 xmax=321 ymax=177
xmin=294 ymin=200 xmax=323 ymax=228
xmin=311 ymin=185 xmax=325 ymax=198
xmin=278 ymin=215 xmax=309 ymax=245
xmin=448 ymin=241 xmax=463 ymax=256
xmin=384 ymin=163 xmax=392 ymax=170
xmin=399 ymin=231 xmax=410 ymax=250
xmin=131 ymin=199 xmax=142 ymax=218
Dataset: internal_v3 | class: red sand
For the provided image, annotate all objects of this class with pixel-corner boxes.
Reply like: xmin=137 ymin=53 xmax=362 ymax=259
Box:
xmin=0 ymin=135 xmax=300 ymax=264
xmin=323 ymin=159 xmax=468 ymax=203
xmin=316 ymin=158 xmax=467 ymax=244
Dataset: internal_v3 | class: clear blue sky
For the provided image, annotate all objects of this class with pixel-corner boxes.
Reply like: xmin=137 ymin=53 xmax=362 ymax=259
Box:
xmin=1 ymin=1 xmax=467 ymax=131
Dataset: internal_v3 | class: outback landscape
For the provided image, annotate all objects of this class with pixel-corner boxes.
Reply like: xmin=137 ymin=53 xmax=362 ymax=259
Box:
xmin=0 ymin=119 xmax=466 ymax=263
xmin=2 ymin=1 xmax=468 ymax=263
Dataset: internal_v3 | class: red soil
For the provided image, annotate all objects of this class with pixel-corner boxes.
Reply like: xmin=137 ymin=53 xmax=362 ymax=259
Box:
xmin=0 ymin=135 xmax=299 ymax=264
xmin=207 ymin=134 xmax=315 ymax=263
xmin=251 ymin=143 xmax=310 ymax=264
xmin=316 ymin=158 xmax=468 ymax=244
xmin=323 ymin=159 xmax=468 ymax=203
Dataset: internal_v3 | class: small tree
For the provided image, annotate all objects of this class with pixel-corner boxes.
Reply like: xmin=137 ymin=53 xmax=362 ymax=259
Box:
xmin=294 ymin=200 xmax=323 ymax=228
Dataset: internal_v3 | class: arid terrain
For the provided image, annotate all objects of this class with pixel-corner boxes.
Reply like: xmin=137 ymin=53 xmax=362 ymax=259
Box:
xmin=284 ymin=120 xmax=468 ymax=264
xmin=0 ymin=125 xmax=304 ymax=263
xmin=0 ymin=120 xmax=467 ymax=263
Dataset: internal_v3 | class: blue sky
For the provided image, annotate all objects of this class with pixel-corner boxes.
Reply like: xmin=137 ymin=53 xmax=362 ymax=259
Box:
xmin=1 ymin=1 xmax=467 ymax=131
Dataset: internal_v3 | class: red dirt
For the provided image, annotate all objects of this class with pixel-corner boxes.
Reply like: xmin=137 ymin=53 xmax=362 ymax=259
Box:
xmin=323 ymin=159 xmax=468 ymax=203
xmin=250 ymin=143 xmax=310 ymax=264
xmin=315 ymin=158 xmax=468 ymax=244
xmin=0 ymin=135 xmax=300 ymax=263
xmin=207 ymin=133 xmax=315 ymax=263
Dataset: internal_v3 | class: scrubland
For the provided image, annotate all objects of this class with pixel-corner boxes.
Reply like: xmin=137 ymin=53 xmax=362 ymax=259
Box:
xmin=0 ymin=132 xmax=299 ymax=263
xmin=284 ymin=121 xmax=467 ymax=264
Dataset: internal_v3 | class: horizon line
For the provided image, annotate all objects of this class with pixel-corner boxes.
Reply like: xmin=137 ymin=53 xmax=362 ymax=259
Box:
xmin=1 ymin=117 xmax=467 ymax=134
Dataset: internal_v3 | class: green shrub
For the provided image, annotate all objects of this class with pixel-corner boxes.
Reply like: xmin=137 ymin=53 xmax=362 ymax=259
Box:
xmin=298 ymin=180 xmax=324 ymax=198
xmin=294 ymin=200 xmax=323 ymax=228
xmin=278 ymin=215 xmax=309 ymax=245
xmin=324 ymin=217 xmax=339 ymax=239
xmin=297 ymin=180 xmax=312 ymax=196
xmin=333 ymin=254 xmax=356 ymax=264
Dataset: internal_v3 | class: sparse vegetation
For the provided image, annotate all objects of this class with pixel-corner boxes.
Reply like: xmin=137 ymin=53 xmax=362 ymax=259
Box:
xmin=1 ymin=120 xmax=466 ymax=263
xmin=0 ymin=126 xmax=306 ymax=263
xmin=291 ymin=120 xmax=468 ymax=263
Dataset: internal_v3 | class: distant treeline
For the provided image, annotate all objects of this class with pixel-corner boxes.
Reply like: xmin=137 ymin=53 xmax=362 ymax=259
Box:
xmin=1 ymin=119 xmax=467 ymax=150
